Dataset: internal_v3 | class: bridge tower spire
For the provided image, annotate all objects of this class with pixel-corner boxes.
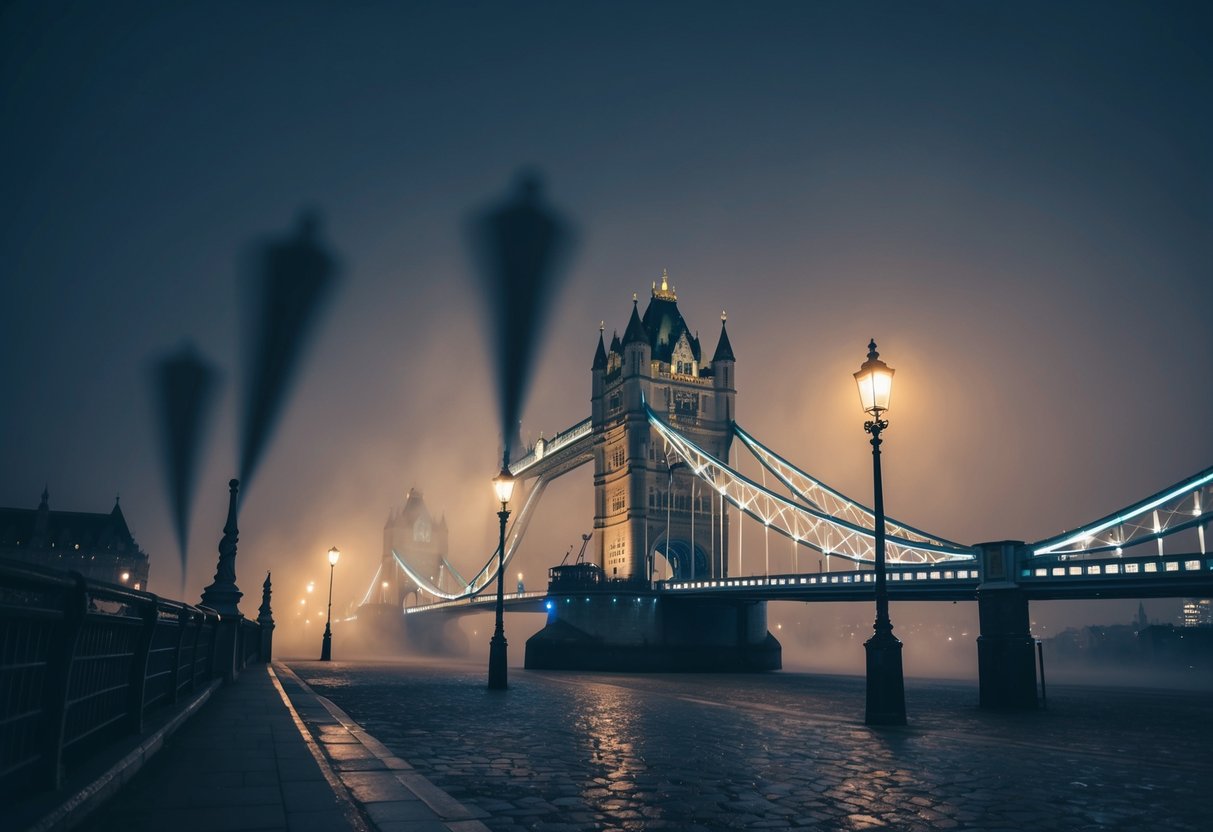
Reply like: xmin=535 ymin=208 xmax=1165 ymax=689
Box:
xmin=591 ymin=274 xmax=735 ymax=584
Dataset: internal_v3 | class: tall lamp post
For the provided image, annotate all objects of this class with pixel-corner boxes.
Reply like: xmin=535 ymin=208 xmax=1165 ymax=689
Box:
xmin=853 ymin=339 xmax=906 ymax=726
xmin=488 ymin=467 xmax=516 ymax=689
xmin=320 ymin=545 xmax=339 ymax=661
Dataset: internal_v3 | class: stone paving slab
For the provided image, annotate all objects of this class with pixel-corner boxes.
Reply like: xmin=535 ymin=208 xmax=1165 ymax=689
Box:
xmin=273 ymin=663 xmax=492 ymax=832
xmin=289 ymin=659 xmax=1213 ymax=832
xmin=73 ymin=662 xmax=492 ymax=832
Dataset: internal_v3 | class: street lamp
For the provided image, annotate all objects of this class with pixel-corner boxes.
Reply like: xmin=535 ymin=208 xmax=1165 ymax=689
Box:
xmin=488 ymin=466 xmax=516 ymax=689
xmin=853 ymin=339 xmax=906 ymax=725
xmin=320 ymin=546 xmax=339 ymax=661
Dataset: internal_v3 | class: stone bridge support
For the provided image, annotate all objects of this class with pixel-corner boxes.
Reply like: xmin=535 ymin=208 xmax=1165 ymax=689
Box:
xmin=976 ymin=541 xmax=1038 ymax=709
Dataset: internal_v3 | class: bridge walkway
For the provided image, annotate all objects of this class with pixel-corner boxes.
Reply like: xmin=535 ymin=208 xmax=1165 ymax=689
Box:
xmin=71 ymin=663 xmax=489 ymax=832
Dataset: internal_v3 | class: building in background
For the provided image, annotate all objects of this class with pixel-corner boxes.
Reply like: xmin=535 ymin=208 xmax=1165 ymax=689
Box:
xmin=0 ymin=488 xmax=150 ymax=588
xmin=380 ymin=488 xmax=452 ymax=607
xmin=1181 ymin=599 xmax=1212 ymax=628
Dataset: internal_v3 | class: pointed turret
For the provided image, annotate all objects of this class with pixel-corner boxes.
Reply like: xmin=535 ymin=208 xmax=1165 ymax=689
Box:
xmin=32 ymin=485 xmax=50 ymax=546
xmin=110 ymin=495 xmax=133 ymax=540
xmin=621 ymin=296 xmax=647 ymax=346
xmin=592 ymin=323 xmax=607 ymax=370
xmin=712 ymin=312 xmax=735 ymax=362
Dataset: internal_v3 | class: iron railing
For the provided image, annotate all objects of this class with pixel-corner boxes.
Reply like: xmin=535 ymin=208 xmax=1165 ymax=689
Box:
xmin=0 ymin=559 xmax=269 ymax=799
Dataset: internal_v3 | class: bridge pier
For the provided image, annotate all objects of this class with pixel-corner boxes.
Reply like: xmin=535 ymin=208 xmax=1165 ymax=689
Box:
xmin=525 ymin=591 xmax=781 ymax=672
xmin=976 ymin=541 xmax=1038 ymax=710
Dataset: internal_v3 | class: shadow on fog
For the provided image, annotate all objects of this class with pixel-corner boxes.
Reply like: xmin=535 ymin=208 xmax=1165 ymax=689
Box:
xmin=467 ymin=171 xmax=575 ymax=463
xmin=238 ymin=211 xmax=340 ymax=496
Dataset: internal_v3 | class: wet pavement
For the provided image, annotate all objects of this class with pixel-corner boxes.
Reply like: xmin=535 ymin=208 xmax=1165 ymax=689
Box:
xmin=287 ymin=659 xmax=1211 ymax=831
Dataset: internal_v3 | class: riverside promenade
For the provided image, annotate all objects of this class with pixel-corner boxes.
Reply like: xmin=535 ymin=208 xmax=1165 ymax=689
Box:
xmin=74 ymin=658 xmax=1209 ymax=832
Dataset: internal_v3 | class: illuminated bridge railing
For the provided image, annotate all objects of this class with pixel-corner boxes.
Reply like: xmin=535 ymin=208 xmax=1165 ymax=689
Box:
xmin=403 ymin=591 xmax=548 ymax=615
xmin=510 ymin=417 xmax=593 ymax=477
xmin=662 ymin=567 xmax=983 ymax=594
xmin=1021 ymin=553 xmax=1213 ymax=582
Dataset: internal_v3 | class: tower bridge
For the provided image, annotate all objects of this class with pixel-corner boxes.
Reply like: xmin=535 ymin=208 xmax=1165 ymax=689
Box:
xmin=367 ymin=275 xmax=1213 ymax=704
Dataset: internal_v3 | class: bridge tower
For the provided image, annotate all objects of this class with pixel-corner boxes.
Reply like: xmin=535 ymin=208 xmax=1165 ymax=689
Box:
xmin=382 ymin=488 xmax=449 ymax=607
xmin=591 ymin=272 xmax=736 ymax=584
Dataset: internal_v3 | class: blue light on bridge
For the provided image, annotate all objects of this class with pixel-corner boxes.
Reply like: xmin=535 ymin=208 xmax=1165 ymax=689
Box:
xmin=545 ymin=600 xmax=553 ymax=610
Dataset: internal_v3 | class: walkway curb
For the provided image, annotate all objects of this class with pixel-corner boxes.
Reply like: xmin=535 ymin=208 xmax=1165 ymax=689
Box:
xmin=274 ymin=662 xmax=491 ymax=832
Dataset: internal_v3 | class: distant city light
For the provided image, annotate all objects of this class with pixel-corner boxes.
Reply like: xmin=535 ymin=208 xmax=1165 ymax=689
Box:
xmin=120 ymin=572 xmax=130 ymax=582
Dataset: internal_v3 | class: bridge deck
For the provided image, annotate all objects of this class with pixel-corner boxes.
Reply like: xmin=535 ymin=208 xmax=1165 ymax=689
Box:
xmin=401 ymin=552 xmax=1213 ymax=614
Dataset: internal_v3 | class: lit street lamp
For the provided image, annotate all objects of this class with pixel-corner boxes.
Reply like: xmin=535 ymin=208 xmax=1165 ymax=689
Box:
xmin=488 ymin=466 xmax=516 ymax=689
xmin=320 ymin=546 xmax=339 ymax=661
xmin=853 ymin=339 xmax=906 ymax=725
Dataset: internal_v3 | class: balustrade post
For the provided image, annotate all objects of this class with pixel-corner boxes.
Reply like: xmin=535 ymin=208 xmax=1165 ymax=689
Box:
xmin=201 ymin=479 xmax=243 ymax=682
xmin=41 ymin=573 xmax=87 ymax=790
xmin=257 ymin=572 xmax=275 ymax=662
xmin=125 ymin=597 xmax=159 ymax=734
xmin=170 ymin=605 xmax=189 ymax=704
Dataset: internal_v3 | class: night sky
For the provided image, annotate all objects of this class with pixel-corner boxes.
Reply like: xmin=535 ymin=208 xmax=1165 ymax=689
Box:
xmin=3 ymin=1 xmax=1210 ymax=655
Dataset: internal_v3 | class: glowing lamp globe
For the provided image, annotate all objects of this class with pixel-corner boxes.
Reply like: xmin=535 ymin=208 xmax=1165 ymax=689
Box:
xmin=493 ymin=467 xmax=516 ymax=505
xmin=853 ymin=340 xmax=894 ymax=417
xmin=327 ymin=546 xmax=340 ymax=566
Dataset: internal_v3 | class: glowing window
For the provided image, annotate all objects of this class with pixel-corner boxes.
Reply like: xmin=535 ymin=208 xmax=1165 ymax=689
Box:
xmin=1125 ymin=563 xmax=1139 ymax=573
xmin=1185 ymin=560 xmax=1201 ymax=571
xmin=1145 ymin=562 xmax=1158 ymax=573
xmin=1164 ymin=561 xmax=1179 ymax=572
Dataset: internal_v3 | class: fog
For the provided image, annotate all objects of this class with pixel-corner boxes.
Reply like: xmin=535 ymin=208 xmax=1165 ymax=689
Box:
xmin=2 ymin=3 xmax=1209 ymax=655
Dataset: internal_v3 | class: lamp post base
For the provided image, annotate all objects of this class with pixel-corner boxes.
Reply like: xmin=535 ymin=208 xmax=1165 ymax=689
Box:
xmin=488 ymin=633 xmax=508 ymax=690
xmin=320 ymin=623 xmax=333 ymax=662
xmin=864 ymin=626 xmax=906 ymax=725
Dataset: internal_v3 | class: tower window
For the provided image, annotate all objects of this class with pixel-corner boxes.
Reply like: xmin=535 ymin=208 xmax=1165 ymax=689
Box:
xmin=610 ymin=444 xmax=625 ymax=470
xmin=674 ymin=391 xmax=699 ymax=416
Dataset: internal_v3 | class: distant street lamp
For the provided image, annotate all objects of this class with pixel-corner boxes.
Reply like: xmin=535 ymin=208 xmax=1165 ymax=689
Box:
xmin=320 ymin=546 xmax=339 ymax=661
xmin=853 ymin=339 xmax=906 ymax=725
xmin=488 ymin=467 xmax=516 ymax=689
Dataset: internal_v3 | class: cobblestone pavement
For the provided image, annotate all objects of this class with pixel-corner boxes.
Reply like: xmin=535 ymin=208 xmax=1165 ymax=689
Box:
xmin=288 ymin=660 xmax=1211 ymax=832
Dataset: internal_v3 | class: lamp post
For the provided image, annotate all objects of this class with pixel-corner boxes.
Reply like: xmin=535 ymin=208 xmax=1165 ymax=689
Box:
xmin=320 ymin=546 xmax=339 ymax=661
xmin=488 ymin=466 xmax=516 ymax=689
xmin=853 ymin=339 xmax=906 ymax=725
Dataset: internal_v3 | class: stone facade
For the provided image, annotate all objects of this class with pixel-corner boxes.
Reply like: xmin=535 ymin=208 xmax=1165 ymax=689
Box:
xmin=590 ymin=273 xmax=736 ymax=583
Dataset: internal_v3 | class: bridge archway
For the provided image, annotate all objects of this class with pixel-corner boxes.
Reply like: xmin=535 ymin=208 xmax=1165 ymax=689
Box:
xmin=649 ymin=537 xmax=709 ymax=582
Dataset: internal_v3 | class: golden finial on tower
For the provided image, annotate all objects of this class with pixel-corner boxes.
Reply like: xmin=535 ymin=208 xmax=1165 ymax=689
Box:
xmin=599 ymin=320 xmax=605 ymax=333
xmin=721 ymin=310 xmax=727 ymax=322
xmin=653 ymin=268 xmax=677 ymax=300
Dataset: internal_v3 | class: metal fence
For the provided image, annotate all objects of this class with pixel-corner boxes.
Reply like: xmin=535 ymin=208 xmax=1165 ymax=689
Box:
xmin=0 ymin=559 xmax=268 ymax=799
